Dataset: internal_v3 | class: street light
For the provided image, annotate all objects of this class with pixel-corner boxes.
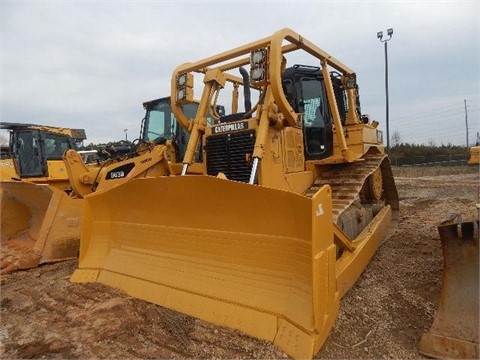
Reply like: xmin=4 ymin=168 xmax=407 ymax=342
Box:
xmin=377 ymin=28 xmax=393 ymax=152
xmin=124 ymin=129 xmax=128 ymax=141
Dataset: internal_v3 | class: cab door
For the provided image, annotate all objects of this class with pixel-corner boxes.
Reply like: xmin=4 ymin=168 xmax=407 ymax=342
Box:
xmin=13 ymin=130 xmax=46 ymax=177
xmin=282 ymin=66 xmax=334 ymax=161
xmin=300 ymin=77 xmax=333 ymax=160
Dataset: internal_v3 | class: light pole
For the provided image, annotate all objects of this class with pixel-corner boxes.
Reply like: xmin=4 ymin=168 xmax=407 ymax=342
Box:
xmin=124 ymin=129 xmax=128 ymax=141
xmin=377 ymin=28 xmax=393 ymax=152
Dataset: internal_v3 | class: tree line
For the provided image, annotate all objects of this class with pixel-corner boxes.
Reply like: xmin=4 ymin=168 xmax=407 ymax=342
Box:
xmin=388 ymin=143 xmax=469 ymax=158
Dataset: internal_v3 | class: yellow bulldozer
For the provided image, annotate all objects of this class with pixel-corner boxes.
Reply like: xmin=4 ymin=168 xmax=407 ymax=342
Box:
xmin=71 ymin=28 xmax=399 ymax=359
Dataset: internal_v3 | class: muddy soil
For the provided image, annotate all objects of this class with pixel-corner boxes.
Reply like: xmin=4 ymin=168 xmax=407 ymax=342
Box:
xmin=1 ymin=172 xmax=478 ymax=359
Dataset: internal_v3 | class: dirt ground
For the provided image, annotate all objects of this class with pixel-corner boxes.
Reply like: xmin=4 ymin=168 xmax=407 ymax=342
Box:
xmin=1 ymin=170 xmax=478 ymax=359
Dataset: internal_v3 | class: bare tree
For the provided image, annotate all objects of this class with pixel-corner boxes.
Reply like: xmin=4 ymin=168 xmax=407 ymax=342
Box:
xmin=391 ymin=130 xmax=401 ymax=146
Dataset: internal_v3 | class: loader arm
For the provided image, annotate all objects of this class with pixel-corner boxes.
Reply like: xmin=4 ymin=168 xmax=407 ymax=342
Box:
xmin=63 ymin=144 xmax=171 ymax=198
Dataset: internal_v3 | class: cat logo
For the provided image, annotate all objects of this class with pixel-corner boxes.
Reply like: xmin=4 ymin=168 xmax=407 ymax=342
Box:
xmin=212 ymin=121 xmax=248 ymax=134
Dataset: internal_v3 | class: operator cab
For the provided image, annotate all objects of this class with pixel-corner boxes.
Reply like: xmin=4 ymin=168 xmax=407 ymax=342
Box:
xmin=282 ymin=65 xmax=348 ymax=161
xmin=141 ymin=97 xmax=224 ymax=162
xmin=215 ymin=65 xmax=349 ymax=162
xmin=0 ymin=123 xmax=84 ymax=178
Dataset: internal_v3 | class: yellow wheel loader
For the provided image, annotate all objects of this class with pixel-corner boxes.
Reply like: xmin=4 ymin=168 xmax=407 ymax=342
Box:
xmin=63 ymin=96 xmax=222 ymax=197
xmin=0 ymin=123 xmax=87 ymax=272
xmin=71 ymin=28 xmax=399 ymax=359
xmin=1 ymin=98 xmax=214 ymax=273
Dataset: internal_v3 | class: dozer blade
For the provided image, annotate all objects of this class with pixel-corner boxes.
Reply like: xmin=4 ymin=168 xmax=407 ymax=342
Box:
xmin=71 ymin=175 xmax=393 ymax=359
xmin=1 ymin=181 xmax=82 ymax=273
xmin=419 ymin=215 xmax=479 ymax=359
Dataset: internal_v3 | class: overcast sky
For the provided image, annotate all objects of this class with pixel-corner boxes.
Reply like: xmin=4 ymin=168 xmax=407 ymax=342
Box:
xmin=1 ymin=0 xmax=479 ymax=147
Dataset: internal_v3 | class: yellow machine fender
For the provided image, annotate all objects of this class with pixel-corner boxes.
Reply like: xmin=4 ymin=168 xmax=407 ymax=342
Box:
xmin=71 ymin=175 xmax=394 ymax=359
xmin=0 ymin=158 xmax=18 ymax=180
xmin=1 ymin=181 xmax=82 ymax=272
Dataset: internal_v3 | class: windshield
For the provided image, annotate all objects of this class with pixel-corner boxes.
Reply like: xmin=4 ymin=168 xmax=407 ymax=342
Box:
xmin=144 ymin=100 xmax=201 ymax=143
xmin=144 ymin=101 xmax=175 ymax=143
xmin=44 ymin=133 xmax=72 ymax=159
xmin=301 ymin=77 xmax=324 ymax=128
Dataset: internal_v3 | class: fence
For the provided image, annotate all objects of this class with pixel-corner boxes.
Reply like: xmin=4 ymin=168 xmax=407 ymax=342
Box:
xmin=389 ymin=154 xmax=469 ymax=167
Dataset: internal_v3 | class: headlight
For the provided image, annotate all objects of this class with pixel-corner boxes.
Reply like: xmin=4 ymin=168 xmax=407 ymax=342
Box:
xmin=177 ymin=73 xmax=187 ymax=86
xmin=250 ymin=67 xmax=265 ymax=81
xmin=250 ymin=48 xmax=268 ymax=82
xmin=177 ymin=88 xmax=186 ymax=101
xmin=175 ymin=72 xmax=193 ymax=103
xmin=344 ymin=75 xmax=356 ymax=89
xmin=251 ymin=49 xmax=266 ymax=64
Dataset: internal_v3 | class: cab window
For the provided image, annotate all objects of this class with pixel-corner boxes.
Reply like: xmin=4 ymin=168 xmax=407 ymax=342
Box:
xmin=44 ymin=133 xmax=71 ymax=159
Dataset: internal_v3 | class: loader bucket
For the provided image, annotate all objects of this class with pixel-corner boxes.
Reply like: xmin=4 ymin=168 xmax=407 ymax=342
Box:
xmin=419 ymin=215 xmax=479 ymax=359
xmin=0 ymin=181 xmax=82 ymax=273
xmin=71 ymin=175 xmax=393 ymax=359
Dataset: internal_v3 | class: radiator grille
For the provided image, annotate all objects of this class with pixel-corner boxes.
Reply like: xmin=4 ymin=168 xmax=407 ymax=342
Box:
xmin=206 ymin=130 xmax=255 ymax=183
